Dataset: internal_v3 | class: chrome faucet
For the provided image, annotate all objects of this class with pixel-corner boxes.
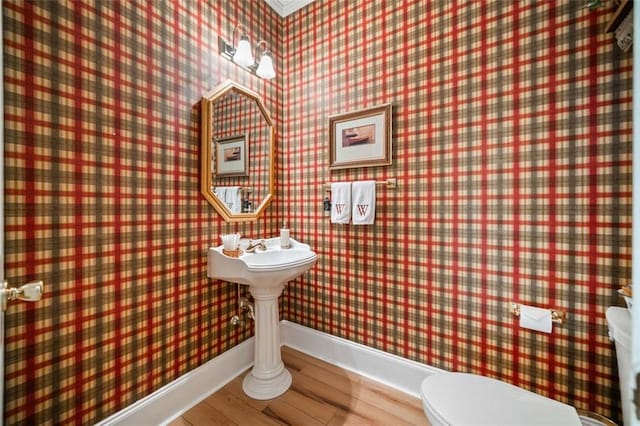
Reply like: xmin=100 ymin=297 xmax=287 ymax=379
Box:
xmin=245 ymin=239 xmax=267 ymax=253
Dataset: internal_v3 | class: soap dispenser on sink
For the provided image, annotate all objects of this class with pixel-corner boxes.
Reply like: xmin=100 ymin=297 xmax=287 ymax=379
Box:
xmin=280 ymin=222 xmax=290 ymax=249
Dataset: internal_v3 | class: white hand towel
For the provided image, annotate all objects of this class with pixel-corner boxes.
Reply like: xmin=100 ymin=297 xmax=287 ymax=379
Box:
xmin=330 ymin=182 xmax=351 ymax=224
xmin=214 ymin=187 xmax=227 ymax=201
xmin=225 ymin=186 xmax=242 ymax=213
xmin=352 ymin=181 xmax=376 ymax=225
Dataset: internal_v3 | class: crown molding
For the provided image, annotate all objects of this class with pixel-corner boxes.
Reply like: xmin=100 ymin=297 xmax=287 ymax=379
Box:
xmin=263 ymin=0 xmax=314 ymax=17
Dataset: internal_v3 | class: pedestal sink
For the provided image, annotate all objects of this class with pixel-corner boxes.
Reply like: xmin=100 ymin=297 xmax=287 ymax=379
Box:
xmin=207 ymin=237 xmax=317 ymax=400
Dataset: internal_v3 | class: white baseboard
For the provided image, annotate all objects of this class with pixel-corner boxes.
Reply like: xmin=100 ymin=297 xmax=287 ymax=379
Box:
xmin=99 ymin=321 xmax=442 ymax=425
xmin=281 ymin=320 xmax=443 ymax=398
xmin=97 ymin=337 xmax=255 ymax=426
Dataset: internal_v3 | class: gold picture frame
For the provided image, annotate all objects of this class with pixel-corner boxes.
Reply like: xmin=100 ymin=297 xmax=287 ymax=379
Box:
xmin=215 ymin=134 xmax=248 ymax=177
xmin=329 ymin=103 xmax=392 ymax=170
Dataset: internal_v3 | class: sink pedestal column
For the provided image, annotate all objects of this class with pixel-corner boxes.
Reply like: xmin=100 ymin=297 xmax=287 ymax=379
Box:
xmin=242 ymin=283 xmax=291 ymax=400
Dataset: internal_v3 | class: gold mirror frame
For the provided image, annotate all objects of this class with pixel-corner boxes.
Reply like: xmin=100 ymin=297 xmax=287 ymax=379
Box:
xmin=200 ymin=80 xmax=275 ymax=222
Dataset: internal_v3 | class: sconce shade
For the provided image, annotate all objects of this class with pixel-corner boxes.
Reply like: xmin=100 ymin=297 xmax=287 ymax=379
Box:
xmin=233 ymin=34 xmax=254 ymax=67
xmin=256 ymin=51 xmax=276 ymax=80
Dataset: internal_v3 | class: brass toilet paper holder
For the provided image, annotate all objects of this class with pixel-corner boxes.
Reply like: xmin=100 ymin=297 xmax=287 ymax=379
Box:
xmin=511 ymin=303 xmax=566 ymax=324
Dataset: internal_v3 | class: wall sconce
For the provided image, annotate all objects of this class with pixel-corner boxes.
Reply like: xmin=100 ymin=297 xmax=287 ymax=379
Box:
xmin=219 ymin=25 xmax=276 ymax=80
xmin=254 ymin=41 xmax=275 ymax=80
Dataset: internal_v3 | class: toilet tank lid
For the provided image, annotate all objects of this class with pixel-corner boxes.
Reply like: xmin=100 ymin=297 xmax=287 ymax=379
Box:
xmin=420 ymin=372 xmax=581 ymax=426
xmin=606 ymin=306 xmax=631 ymax=349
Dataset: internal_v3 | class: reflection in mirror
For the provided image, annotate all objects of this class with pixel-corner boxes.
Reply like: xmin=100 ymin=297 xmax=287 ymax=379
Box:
xmin=201 ymin=80 xmax=274 ymax=222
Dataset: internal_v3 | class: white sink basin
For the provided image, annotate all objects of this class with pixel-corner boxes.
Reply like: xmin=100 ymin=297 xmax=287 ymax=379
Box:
xmin=207 ymin=237 xmax=317 ymax=286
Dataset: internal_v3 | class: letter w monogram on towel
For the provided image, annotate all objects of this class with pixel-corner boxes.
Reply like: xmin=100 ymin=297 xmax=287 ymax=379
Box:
xmin=355 ymin=204 xmax=369 ymax=217
xmin=335 ymin=203 xmax=348 ymax=214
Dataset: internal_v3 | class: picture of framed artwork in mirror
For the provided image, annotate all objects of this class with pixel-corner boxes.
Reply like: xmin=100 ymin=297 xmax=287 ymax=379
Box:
xmin=216 ymin=134 xmax=248 ymax=177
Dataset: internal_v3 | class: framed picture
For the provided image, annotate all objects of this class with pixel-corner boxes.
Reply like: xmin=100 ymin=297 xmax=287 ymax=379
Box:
xmin=329 ymin=103 xmax=392 ymax=170
xmin=215 ymin=134 xmax=248 ymax=177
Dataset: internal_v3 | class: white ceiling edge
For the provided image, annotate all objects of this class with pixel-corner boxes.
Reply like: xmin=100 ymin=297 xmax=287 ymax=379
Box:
xmin=263 ymin=0 xmax=314 ymax=17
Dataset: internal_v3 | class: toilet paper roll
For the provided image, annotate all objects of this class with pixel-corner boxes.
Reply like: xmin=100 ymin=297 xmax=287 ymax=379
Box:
xmin=519 ymin=304 xmax=552 ymax=333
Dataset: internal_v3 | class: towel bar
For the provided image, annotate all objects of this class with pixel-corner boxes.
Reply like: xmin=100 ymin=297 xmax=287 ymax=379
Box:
xmin=323 ymin=178 xmax=397 ymax=191
xmin=511 ymin=303 xmax=566 ymax=324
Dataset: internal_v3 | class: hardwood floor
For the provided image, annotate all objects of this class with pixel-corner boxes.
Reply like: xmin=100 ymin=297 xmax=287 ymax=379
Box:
xmin=168 ymin=346 xmax=429 ymax=426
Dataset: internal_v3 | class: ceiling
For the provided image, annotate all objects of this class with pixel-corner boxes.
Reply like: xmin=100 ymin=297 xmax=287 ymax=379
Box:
xmin=263 ymin=0 xmax=314 ymax=17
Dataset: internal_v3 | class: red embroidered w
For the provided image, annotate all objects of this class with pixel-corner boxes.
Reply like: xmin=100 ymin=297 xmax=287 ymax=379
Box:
xmin=356 ymin=204 xmax=368 ymax=216
xmin=335 ymin=203 xmax=346 ymax=214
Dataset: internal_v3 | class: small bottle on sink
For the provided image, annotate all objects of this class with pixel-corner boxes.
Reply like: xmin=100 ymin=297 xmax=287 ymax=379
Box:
xmin=280 ymin=221 xmax=291 ymax=249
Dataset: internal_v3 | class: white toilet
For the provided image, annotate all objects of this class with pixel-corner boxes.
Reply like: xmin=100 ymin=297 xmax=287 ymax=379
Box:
xmin=420 ymin=307 xmax=630 ymax=426
xmin=606 ymin=306 xmax=632 ymax=426
xmin=420 ymin=372 xmax=582 ymax=425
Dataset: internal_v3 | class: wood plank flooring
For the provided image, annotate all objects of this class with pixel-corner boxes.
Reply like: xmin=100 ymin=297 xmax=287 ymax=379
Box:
xmin=168 ymin=346 xmax=429 ymax=426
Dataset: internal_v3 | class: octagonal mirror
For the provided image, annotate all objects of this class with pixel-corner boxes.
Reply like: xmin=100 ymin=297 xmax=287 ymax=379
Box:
xmin=200 ymin=80 xmax=275 ymax=222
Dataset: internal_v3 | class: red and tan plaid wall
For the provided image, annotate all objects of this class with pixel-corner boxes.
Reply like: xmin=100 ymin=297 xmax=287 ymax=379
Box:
xmin=279 ymin=0 xmax=631 ymax=422
xmin=2 ymin=0 xmax=632 ymax=424
xmin=3 ymin=0 xmax=281 ymax=423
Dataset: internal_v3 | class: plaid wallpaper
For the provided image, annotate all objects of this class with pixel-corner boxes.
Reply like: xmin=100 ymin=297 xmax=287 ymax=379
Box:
xmin=1 ymin=0 xmax=633 ymax=424
xmin=3 ymin=0 xmax=281 ymax=424
xmin=279 ymin=0 xmax=632 ymax=422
